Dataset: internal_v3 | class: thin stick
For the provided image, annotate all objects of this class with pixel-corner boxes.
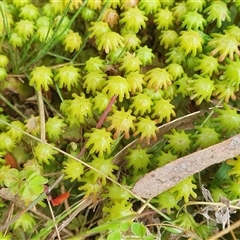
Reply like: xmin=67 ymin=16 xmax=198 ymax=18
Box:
xmin=3 ymin=203 xmax=14 ymax=235
xmin=0 ymin=119 xmax=171 ymax=222
xmin=76 ymin=95 xmax=117 ymax=159
xmin=37 ymin=90 xmax=46 ymax=142
xmin=48 ymin=197 xmax=93 ymax=240
xmin=31 ymin=209 xmax=73 ymax=237
xmin=0 ymin=174 xmax=64 ymax=231
xmin=0 ymin=185 xmax=72 ymax=237
xmin=208 ymin=218 xmax=240 ymax=240
xmin=133 ymin=133 xmax=240 ymax=198
xmin=96 ymin=94 xmax=117 ymax=128
xmin=47 ymin=199 xmax=61 ymax=240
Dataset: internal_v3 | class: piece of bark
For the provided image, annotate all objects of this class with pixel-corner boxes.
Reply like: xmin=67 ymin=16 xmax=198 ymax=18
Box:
xmin=132 ymin=133 xmax=240 ymax=199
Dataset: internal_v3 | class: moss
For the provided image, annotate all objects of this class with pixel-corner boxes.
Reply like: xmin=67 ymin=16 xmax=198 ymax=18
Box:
xmin=1 ymin=1 xmax=240 ymax=239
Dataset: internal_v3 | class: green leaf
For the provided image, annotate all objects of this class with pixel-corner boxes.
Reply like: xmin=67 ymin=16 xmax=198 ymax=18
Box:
xmin=120 ymin=221 xmax=131 ymax=231
xmin=26 ymin=172 xmax=48 ymax=194
xmin=68 ymin=215 xmax=86 ymax=230
xmin=4 ymin=168 xmax=21 ymax=194
xmin=163 ymin=226 xmax=183 ymax=234
xmin=107 ymin=230 xmax=122 ymax=240
xmin=19 ymin=172 xmax=48 ymax=201
xmin=4 ymin=168 xmax=19 ymax=187
xmin=211 ymin=162 xmax=231 ymax=187
xmin=131 ymin=222 xmax=146 ymax=237
xmin=76 ymin=216 xmax=137 ymax=238
xmin=12 ymin=212 xmax=36 ymax=232
xmin=31 ymin=220 xmax=54 ymax=240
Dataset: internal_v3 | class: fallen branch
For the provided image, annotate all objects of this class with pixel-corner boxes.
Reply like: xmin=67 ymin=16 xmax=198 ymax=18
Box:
xmin=132 ymin=133 xmax=240 ymax=198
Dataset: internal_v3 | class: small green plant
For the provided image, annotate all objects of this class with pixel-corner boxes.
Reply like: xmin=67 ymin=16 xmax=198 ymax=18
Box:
xmin=1 ymin=0 xmax=240 ymax=239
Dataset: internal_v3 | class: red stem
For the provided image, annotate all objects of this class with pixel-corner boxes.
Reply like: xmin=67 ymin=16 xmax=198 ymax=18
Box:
xmin=96 ymin=94 xmax=118 ymax=128
xmin=76 ymin=95 xmax=118 ymax=159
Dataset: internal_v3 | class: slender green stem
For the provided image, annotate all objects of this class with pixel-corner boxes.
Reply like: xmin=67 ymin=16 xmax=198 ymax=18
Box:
xmin=109 ymin=44 xmax=128 ymax=65
xmin=22 ymin=2 xmax=72 ymax=71
xmin=72 ymin=1 xmax=109 ymax=62
xmin=0 ymin=119 xmax=171 ymax=223
xmin=43 ymin=96 xmax=63 ymax=118
xmin=0 ymin=3 xmax=16 ymax=71
xmin=0 ymin=173 xmax=65 ymax=231
xmin=47 ymin=197 xmax=93 ymax=239
xmin=32 ymin=197 xmax=92 ymax=240
xmin=54 ymin=83 xmax=64 ymax=102
xmin=47 ymin=52 xmax=72 ymax=62
xmin=0 ymin=32 xmax=5 ymax=53
xmin=0 ymin=93 xmax=27 ymax=119
xmin=17 ymin=35 xmax=38 ymax=71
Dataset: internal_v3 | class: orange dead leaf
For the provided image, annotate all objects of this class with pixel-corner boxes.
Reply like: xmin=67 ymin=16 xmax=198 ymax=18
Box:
xmin=5 ymin=153 xmax=18 ymax=168
xmin=51 ymin=192 xmax=70 ymax=206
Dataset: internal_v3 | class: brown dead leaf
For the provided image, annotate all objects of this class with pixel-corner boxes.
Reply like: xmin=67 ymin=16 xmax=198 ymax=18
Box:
xmin=132 ymin=133 xmax=240 ymax=198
